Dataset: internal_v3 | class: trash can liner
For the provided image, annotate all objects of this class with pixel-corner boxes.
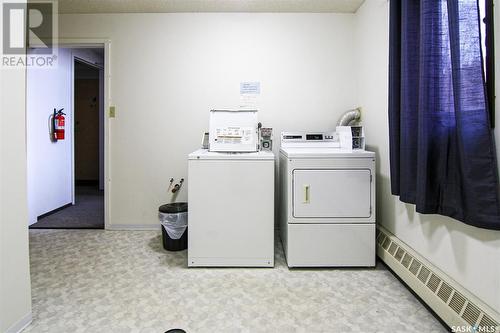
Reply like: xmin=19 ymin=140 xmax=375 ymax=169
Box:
xmin=159 ymin=202 xmax=188 ymax=214
xmin=159 ymin=211 xmax=188 ymax=240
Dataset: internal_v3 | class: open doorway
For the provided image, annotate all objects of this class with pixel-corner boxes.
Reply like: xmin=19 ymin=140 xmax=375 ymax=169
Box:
xmin=28 ymin=47 xmax=105 ymax=229
xmin=72 ymin=59 xmax=104 ymax=228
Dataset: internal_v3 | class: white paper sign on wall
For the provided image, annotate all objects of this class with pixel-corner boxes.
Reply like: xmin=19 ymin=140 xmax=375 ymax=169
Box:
xmin=240 ymin=82 xmax=260 ymax=110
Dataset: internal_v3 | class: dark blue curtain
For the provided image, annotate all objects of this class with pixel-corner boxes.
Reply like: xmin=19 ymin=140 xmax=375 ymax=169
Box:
xmin=389 ymin=0 xmax=500 ymax=229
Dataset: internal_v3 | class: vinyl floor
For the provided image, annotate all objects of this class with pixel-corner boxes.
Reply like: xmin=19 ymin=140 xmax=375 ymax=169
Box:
xmin=23 ymin=229 xmax=448 ymax=333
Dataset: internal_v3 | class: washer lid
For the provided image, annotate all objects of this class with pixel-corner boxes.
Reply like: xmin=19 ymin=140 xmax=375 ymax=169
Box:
xmin=280 ymin=147 xmax=374 ymax=158
xmin=189 ymin=149 xmax=274 ymax=160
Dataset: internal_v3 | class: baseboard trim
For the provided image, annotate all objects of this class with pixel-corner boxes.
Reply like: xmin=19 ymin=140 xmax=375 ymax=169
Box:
xmin=376 ymin=225 xmax=500 ymax=333
xmin=75 ymin=179 xmax=99 ymax=186
xmin=6 ymin=312 xmax=32 ymax=333
xmin=36 ymin=203 xmax=72 ymax=221
xmin=106 ymin=224 xmax=160 ymax=231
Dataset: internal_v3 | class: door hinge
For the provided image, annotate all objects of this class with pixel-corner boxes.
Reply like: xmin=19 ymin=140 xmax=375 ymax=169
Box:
xmin=370 ymin=174 xmax=373 ymax=182
xmin=370 ymin=206 xmax=372 ymax=215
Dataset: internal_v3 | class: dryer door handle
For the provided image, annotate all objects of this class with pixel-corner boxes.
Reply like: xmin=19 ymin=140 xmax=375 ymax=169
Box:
xmin=303 ymin=185 xmax=310 ymax=204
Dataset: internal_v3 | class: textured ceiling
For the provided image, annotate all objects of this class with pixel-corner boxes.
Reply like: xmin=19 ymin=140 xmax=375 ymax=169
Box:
xmin=58 ymin=0 xmax=365 ymax=14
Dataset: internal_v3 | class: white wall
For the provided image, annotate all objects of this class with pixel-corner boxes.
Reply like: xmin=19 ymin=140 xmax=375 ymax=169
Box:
xmin=27 ymin=48 xmax=73 ymax=224
xmin=355 ymin=0 xmax=500 ymax=313
xmin=59 ymin=13 xmax=358 ymax=228
xmin=0 ymin=53 xmax=32 ymax=332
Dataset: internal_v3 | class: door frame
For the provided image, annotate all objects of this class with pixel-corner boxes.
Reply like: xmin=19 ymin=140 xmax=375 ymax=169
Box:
xmin=62 ymin=39 xmax=111 ymax=230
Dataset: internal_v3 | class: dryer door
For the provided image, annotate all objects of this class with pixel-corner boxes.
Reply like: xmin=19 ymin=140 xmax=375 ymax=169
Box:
xmin=293 ymin=169 xmax=371 ymax=218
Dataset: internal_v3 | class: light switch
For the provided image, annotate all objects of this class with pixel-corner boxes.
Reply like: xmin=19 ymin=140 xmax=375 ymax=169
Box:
xmin=109 ymin=106 xmax=116 ymax=118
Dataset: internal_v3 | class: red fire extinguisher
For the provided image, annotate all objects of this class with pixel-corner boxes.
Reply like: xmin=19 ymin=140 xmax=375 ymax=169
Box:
xmin=51 ymin=108 xmax=65 ymax=141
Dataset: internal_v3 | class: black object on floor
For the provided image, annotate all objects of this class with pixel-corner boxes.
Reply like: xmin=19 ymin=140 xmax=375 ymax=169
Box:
xmin=165 ymin=329 xmax=186 ymax=333
xmin=159 ymin=202 xmax=188 ymax=251
xmin=30 ymin=186 xmax=104 ymax=229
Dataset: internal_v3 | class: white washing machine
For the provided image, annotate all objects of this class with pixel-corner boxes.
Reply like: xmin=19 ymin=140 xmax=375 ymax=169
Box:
xmin=279 ymin=132 xmax=376 ymax=267
xmin=188 ymin=149 xmax=274 ymax=267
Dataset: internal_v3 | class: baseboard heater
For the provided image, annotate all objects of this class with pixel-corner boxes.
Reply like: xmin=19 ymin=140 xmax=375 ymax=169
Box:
xmin=376 ymin=225 xmax=500 ymax=332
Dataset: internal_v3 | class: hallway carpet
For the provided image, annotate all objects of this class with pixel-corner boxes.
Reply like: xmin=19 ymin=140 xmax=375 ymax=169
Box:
xmin=30 ymin=186 xmax=104 ymax=229
xmin=24 ymin=229 xmax=448 ymax=333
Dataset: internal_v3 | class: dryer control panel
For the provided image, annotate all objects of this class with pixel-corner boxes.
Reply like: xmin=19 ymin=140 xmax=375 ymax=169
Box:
xmin=281 ymin=132 xmax=339 ymax=148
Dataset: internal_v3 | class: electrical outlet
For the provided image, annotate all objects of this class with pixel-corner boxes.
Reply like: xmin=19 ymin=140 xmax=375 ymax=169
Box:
xmin=109 ymin=106 xmax=116 ymax=118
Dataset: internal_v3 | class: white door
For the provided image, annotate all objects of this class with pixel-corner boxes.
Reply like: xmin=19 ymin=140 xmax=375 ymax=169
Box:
xmin=293 ymin=169 xmax=371 ymax=218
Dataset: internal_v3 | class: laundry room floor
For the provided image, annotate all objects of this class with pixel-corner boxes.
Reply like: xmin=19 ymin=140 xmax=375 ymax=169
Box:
xmin=24 ymin=229 xmax=448 ymax=333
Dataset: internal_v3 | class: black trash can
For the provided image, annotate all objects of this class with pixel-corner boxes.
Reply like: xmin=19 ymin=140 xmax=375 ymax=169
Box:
xmin=159 ymin=202 xmax=188 ymax=251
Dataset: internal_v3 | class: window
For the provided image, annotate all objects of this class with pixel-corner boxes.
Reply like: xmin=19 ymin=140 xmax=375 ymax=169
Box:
xmin=479 ymin=0 xmax=495 ymax=127
xmin=388 ymin=0 xmax=500 ymax=229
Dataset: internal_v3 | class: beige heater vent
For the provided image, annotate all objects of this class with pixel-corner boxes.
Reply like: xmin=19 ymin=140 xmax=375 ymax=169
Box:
xmin=376 ymin=226 xmax=500 ymax=332
xmin=462 ymin=303 xmax=481 ymax=326
xmin=401 ymin=253 xmax=412 ymax=268
xmin=417 ymin=266 xmax=431 ymax=283
xmin=449 ymin=292 xmax=466 ymax=314
xmin=394 ymin=247 xmax=405 ymax=261
xmin=388 ymin=242 xmax=398 ymax=255
xmin=427 ymin=274 xmax=441 ymax=293
xmin=408 ymin=259 xmax=421 ymax=276
xmin=382 ymin=237 xmax=391 ymax=250
xmin=437 ymin=282 xmax=453 ymax=303
xmin=480 ymin=315 xmax=498 ymax=329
